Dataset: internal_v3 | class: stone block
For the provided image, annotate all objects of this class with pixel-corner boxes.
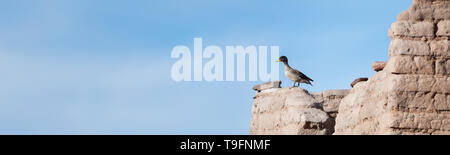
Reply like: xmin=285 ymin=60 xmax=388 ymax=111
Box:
xmin=389 ymin=21 xmax=434 ymax=38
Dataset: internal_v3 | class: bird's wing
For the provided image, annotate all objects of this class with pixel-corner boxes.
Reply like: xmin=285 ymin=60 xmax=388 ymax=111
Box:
xmin=292 ymin=69 xmax=313 ymax=82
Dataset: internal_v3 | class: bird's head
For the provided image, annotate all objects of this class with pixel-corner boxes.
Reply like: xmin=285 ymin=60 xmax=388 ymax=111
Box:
xmin=277 ymin=56 xmax=288 ymax=63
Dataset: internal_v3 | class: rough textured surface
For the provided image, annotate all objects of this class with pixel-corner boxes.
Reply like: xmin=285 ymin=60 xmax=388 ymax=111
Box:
xmin=250 ymin=87 xmax=338 ymax=135
xmin=350 ymin=77 xmax=369 ymax=88
xmin=250 ymin=87 xmax=349 ymax=135
xmin=372 ymin=61 xmax=387 ymax=72
xmin=437 ymin=20 xmax=450 ymax=36
xmin=335 ymin=0 xmax=450 ymax=135
xmin=335 ymin=71 xmax=392 ymax=134
xmin=313 ymin=90 xmax=350 ymax=118
xmin=249 ymin=0 xmax=449 ymax=135
xmin=388 ymin=21 xmax=435 ymax=37
xmin=397 ymin=0 xmax=450 ymax=21
xmin=252 ymin=80 xmax=282 ymax=92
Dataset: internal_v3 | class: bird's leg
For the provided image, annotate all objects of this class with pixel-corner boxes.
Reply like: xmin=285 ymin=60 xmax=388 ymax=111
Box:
xmin=297 ymin=83 xmax=300 ymax=87
xmin=292 ymin=82 xmax=296 ymax=88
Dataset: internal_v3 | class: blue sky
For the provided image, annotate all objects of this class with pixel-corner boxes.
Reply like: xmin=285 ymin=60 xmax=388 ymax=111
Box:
xmin=0 ymin=0 xmax=411 ymax=134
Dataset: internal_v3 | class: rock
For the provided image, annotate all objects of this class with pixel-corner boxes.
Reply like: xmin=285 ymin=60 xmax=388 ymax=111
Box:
xmin=389 ymin=39 xmax=431 ymax=56
xmin=372 ymin=61 xmax=387 ymax=72
xmin=250 ymin=87 xmax=334 ymax=135
xmin=335 ymin=71 xmax=392 ymax=135
xmin=388 ymin=21 xmax=435 ymax=38
xmin=252 ymin=80 xmax=282 ymax=92
xmin=313 ymin=89 xmax=350 ymax=133
xmin=322 ymin=89 xmax=350 ymax=97
xmin=430 ymin=40 xmax=450 ymax=58
xmin=397 ymin=0 xmax=450 ymax=21
xmin=385 ymin=56 xmax=435 ymax=75
xmin=321 ymin=89 xmax=350 ymax=117
xmin=437 ymin=20 xmax=450 ymax=37
xmin=285 ymin=92 xmax=322 ymax=109
xmin=350 ymin=77 xmax=368 ymax=88
xmin=279 ymin=108 xmax=334 ymax=135
xmin=335 ymin=0 xmax=450 ymax=135
xmin=250 ymin=0 xmax=450 ymax=135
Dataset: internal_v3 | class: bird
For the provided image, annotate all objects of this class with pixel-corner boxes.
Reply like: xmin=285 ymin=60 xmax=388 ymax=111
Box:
xmin=277 ymin=56 xmax=313 ymax=88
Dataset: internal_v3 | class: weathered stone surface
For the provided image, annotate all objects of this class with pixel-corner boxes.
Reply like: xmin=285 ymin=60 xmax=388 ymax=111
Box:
xmin=390 ymin=111 xmax=450 ymax=133
xmin=433 ymin=4 xmax=450 ymax=20
xmin=279 ymin=108 xmax=334 ymax=135
xmin=435 ymin=93 xmax=450 ymax=111
xmin=252 ymin=80 xmax=282 ymax=92
xmin=285 ymin=92 xmax=322 ymax=109
xmin=321 ymin=89 xmax=349 ymax=115
xmin=310 ymin=89 xmax=349 ymax=133
xmin=398 ymin=0 xmax=450 ymax=21
xmin=372 ymin=61 xmax=387 ymax=72
xmin=437 ymin=20 xmax=450 ymax=36
xmin=385 ymin=56 xmax=436 ymax=75
xmin=251 ymin=0 xmax=450 ymax=135
xmin=335 ymin=71 xmax=393 ymax=135
xmin=436 ymin=58 xmax=450 ymax=75
xmin=388 ymin=91 xmax=450 ymax=112
xmin=335 ymin=0 xmax=450 ymax=135
xmin=389 ymin=39 xmax=430 ymax=56
xmin=250 ymin=87 xmax=335 ymax=135
xmin=322 ymin=89 xmax=350 ymax=97
xmin=388 ymin=74 xmax=450 ymax=93
xmin=350 ymin=77 xmax=368 ymax=88
xmin=388 ymin=21 xmax=434 ymax=38
xmin=430 ymin=40 xmax=450 ymax=58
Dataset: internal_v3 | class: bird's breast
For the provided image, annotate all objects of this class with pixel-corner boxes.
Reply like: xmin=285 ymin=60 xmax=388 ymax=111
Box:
xmin=285 ymin=70 xmax=299 ymax=81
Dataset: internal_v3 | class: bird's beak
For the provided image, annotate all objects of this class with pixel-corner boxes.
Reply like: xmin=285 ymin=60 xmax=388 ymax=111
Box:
xmin=276 ymin=60 xmax=281 ymax=62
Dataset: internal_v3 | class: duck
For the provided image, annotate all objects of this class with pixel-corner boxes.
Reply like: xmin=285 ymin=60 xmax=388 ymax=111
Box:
xmin=277 ymin=56 xmax=313 ymax=87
